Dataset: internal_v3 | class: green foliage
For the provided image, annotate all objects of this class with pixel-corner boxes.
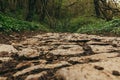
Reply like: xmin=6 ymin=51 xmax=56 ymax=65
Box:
xmin=51 ymin=16 xmax=120 ymax=36
xmin=68 ymin=16 xmax=104 ymax=32
xmin=0 ymin=14 xmax=49 ymax=33
xmin=49 ymin=18 xmax=71 ymax=32
xmin=50 ymin=16 xmax=105 ymax=33
xmin=0 ymin=13 xmax=120 ymax=36
xmin=77 ymin=19 xmax=120 ymax=35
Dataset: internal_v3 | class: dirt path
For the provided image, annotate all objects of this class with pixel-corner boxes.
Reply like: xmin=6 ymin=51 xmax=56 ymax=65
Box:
xmin=0 ymin=33 xmax=120 ymax=80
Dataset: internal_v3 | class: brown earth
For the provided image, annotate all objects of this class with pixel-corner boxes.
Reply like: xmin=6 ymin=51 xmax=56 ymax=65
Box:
xmin=0 ymin=33 xmax=120 ymax=80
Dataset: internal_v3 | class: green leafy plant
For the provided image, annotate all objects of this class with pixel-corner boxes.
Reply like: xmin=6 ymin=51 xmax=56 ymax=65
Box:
xmin=0 ymin=14 xmax=49 ymax=33
xmin=77 ymin=19 xmax=120 ymax=35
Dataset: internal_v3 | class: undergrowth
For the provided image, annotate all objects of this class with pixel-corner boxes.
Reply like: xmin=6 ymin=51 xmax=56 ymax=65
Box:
xmin=0 ymin=14 xmax=49 ymax=33
xmin=77 ymin=19 xmax=120 ymax=35
xmin=51 ymin=16 xmax=120 ymax=36
xmin=0 ymin=13 xmax=120 ymax=36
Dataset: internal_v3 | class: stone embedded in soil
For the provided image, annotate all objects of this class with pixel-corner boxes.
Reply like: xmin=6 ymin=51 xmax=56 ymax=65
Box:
xmin=112 ymin=70 xmax=120 ymax=76
xmin=25 ymin=71 xmax=47 ymax=80
xmin=0 ymin=77 xmax=7 ymax=80
xmin=87 ymin=41 xmax=110 ymax=45
xmin=57 ymin=45 xmax=81 ymax=49
xmin=15 ymin=61 xmax=34 ymax=70
xmin=100 ymin=37 xmax=120 ymax=47
xmin=18 ymin=48 xmax=39 ymax=58
xmin=50 ymin=45 xmax=84 ymax=56
xmin=13 ymin=61 xmax=70 ymax=77
xmin=0 ymin=44 xmax=18 ymax=60
xmin=0 ymin=57 xmax=13 ymax=62
xmin=21 ymin=38 xmax=39 ymax=45
xmin=55 ymin=58 xmax=120 ymax=80
xmin=0 ymin=44 xmax=18 ymax=54
xmin=68 ymin=52 xmax=119 ymax=63
xmin=15 ymin=60 xmax=47 ymax=69
xmin=94 ymin=65 xmax=104 ymax=70
xmin=89 ymin=45 xmax=116 ymax=53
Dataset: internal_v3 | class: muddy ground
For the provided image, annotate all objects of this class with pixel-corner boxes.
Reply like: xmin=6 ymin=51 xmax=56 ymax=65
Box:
xmin=0 ymin=33 xmax=120 ymax=80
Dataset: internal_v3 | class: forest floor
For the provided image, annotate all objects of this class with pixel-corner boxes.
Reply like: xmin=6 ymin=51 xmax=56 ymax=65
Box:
xmin=0 ymin=32 xmax=120 ymax=80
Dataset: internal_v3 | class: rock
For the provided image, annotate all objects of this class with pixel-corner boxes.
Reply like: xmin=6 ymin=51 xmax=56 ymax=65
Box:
xmin=112 ymin=70 xmax=120 ymax=76
xmin=25 ymin=71 xmax=47 ymax=80
xmin=18 ymin=48 xmax=39 ymax=58
xmin=15 ymin=61 xmax=34 ymax=70
xmin=50 ymin=45 xmax=84 ymax=56
xmin=0 ymin=44 xmax=18 ymax=57
xmin=0 ymin=57 xmax=13 ymax=62
xmin=89 ymin=45 xmax=116 ymax=53
xmin=58 ymin=45 xmax=81 ymax=49
xmin=87 ymin=41 xmax=110 ymax=45
xmin=0 ymin=44 xmax=18 ymax=54
xmin=0 ymin=77 xmax=7 ymax=80
xmin=13 ymin=61 xmax=70 ymax=77
xmin=68 ymin=52 xmax=119 ymax=63
xmin=94 ymin=65 xmax=104 ymax=70
xmin=15 ymin=60 xmax=47 ymax=69
xmin=21 ymin=38 xmax=39 ymax=45
xmin=55 ymin=58 xmax=120 ymax=80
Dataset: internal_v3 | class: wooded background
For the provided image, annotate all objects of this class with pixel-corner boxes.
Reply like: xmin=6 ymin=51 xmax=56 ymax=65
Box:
xmin=0 ymin=0 xmax=119 ymax=21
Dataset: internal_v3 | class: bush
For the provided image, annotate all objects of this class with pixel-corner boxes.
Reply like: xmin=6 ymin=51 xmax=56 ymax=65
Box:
xmin=1 ymin=13 xmax=120 ymax=36
xmin=69 ymin=16 xmax=104 ymax=32
xmin=0 ymin=14 xmax=49 ymax=33
xmin=77 ymin=19 xmax=120 ymax=35
xmin=48 ymin=16 xmax=104 ymax=33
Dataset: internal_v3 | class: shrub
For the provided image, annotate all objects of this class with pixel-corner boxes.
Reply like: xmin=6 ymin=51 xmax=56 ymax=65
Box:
xmin=77 ymin=19 xmax=120 ymax=35
xmin=0 ymin=14 xmax=49 ymax=33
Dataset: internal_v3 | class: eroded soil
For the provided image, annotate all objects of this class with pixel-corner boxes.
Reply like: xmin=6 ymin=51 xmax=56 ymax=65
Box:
xmin=0 ymin=33 xmax=120 ymax=80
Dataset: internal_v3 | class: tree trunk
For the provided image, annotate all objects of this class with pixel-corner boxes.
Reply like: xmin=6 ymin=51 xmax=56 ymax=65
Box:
xmin=26 ymin=0 xmax=36 ymax=21
xmin=55 ymin=0 xmax=62 ymax=18
xmin=94 ymin=0 xmax=113 ymax=21
xmin=0 ymin=0 xmax=5 ymax=12
xmin=100 ymin=0 xmax=113 ymax=21
xmin=94 ymin=0 xmax=101 ymax=17
xmin=39 ymin=0 xmax=48 ymax=21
